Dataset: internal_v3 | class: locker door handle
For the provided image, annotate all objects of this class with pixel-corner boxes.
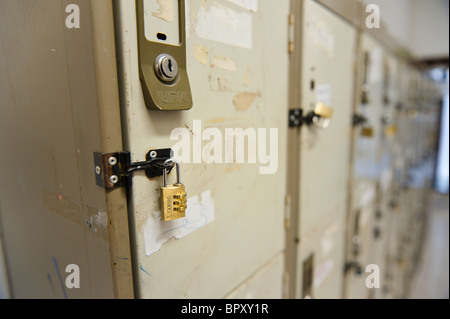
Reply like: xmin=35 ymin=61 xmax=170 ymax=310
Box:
xmin=352 ymin=113 xmax=368 ymax=126
xmin=353 ymin=113 xmax=374 ymax=137
xmin=136 ymin=0 xmax=193 ymax=111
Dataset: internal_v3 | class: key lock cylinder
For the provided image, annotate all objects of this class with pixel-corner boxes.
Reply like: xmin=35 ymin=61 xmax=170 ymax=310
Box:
xmin=160 ymin=159 xmax=187 ymax=221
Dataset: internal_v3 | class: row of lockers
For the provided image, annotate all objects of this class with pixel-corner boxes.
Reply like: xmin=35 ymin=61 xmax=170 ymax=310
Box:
xmin=0 ymin=0 xmax=442 ymax=298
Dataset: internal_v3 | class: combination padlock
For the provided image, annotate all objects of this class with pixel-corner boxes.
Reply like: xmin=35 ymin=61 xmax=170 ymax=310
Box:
xmin=160 ymin=160 xmax=187 ymax=221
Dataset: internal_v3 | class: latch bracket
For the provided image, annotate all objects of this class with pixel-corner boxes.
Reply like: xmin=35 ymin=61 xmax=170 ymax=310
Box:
xmin=94 ymin=149 xmax=174 ymax=190
xmin=288 ymin=109 xmax=303 ymax=128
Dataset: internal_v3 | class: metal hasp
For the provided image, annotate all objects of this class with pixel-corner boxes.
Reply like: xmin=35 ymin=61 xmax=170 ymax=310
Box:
xmin=136 ymin=0 xmax=193 ymax=111
xmin=94 ymin=149 xmax=174 ymax=189
xmin=289 ymin=102 xmax=334 ymax=129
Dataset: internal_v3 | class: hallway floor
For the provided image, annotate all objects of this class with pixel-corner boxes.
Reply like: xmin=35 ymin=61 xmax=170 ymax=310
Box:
xmin=409 ymin=192 xmax=449 ymax=299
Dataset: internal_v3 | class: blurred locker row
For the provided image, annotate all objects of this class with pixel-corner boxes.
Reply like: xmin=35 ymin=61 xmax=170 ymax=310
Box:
xmin=0 ymin=0 xmax=447 ymax=298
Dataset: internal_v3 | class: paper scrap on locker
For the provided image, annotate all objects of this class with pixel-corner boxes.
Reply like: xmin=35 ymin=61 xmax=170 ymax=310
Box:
xmin=143 ymin=190 xmax=215 ymax=256
xmin=195 ymin=2 xmax=252 ymax=49
xmin=316 ymin=83 xmax=332 ymax=107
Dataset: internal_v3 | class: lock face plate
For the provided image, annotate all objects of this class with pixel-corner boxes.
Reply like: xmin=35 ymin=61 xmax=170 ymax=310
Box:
xmin=160 ymin=184 xmax=187 ymax=221
xmin=136 ymin=0 xmax=193 ymax=111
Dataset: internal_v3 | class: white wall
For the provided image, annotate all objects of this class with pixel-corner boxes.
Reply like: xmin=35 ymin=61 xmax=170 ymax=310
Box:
xmin=410 ymin=0 xmax=449 ymax=59
xmin=360 ymin=0 xmax=449 ymax=60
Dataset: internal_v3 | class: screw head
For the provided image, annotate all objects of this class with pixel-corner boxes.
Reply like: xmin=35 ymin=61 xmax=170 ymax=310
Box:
xmin=110 ymin=175 xmax=118 ymax=184
xmin=95 ymin=166 xmax=101 ymax=175
xmin=108 ymin=157 xmax=117 ymax=166
xmin=150 ymin=151 xmax=157 ymax=158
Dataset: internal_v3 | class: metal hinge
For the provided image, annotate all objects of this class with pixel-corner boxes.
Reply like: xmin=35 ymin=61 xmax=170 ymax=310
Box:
xmin=288 ymin=108 xmax=303 ymax=128
xmin=93 ymin=148 xmax=174 ymax=190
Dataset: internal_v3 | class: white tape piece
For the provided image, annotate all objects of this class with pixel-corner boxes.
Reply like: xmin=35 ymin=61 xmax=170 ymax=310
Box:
xmin=143 ymin=190 xmax=215 ymax=256
xmin=195 ymin=2 xmax=252 ymax=49
xmin=316 ymin=83 xmax=332 ymax=107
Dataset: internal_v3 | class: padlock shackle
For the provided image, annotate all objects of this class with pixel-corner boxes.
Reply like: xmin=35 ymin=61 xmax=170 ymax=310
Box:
xmin=162 ymin=167 xmax=167 ymax=187
xmin=164 ymin=158 xmax=181 ymax=185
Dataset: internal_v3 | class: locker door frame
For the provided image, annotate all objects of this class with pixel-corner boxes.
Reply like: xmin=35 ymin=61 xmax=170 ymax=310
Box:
xmin=0 ymin=0 xmax=133 ymax=298
xmin=285 ymin=0 xmax=360 ymax=299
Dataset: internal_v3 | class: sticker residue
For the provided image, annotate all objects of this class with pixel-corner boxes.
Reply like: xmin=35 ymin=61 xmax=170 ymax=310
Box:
xmin=151 ymin=0 xmax=174 ymax=22
xmin=307 ymin=18 xmax=335 ymax=58
xmin=211 ymin=56 xmax=237 ymax=71
xmin=143 ymin=190 xmax=215 ymax=256
xmin=194 ymin=45 xmax=209 ymax=65
xmin=195 ymin=2 xmax=252 ymax=49
xmin=233 ymin=91 xmax=259 ymax=111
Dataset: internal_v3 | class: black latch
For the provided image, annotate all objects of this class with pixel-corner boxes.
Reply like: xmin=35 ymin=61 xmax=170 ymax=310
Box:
xmin=94 ymin=149 xmax=174 ymax=190
xmin=289 ymin=104 xmax=333 ymax=129
xmin=288 ymin=109 xmax=303 ymax=128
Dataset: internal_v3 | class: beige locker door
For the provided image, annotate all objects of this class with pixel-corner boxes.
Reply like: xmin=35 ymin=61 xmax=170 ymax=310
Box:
xmin=287 ymin=0 xmax=356 ymax=299
xmin=0 ymin=0 xmax=133 ymax=298
xmin=114 ymin=0 xmax=289 ymax=298
xmin=345 ymin=32 xmax=387 ymax=299
xmin=352 ymin=33 xmax=385 ymax=188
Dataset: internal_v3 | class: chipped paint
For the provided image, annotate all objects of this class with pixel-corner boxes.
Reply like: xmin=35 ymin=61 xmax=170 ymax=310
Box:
xmin=206 ymin=117 xmax=227 ymax=124
xmin=151 ymin=0 xmax=174 ymax=22
xmin=208 ymin=74 xmax=231 ymax=92
xmin=242 ymin=68 xmax=250 ymax=86
xmin=225 ymin=164 xmax=241 ymax=173
xmin=211 ymin=56 xmax=237 ymax=71
xmin=194 ymin=45 xmax=208 ymax=65
xmin=233 ymin=91 xmax=259 ymax=111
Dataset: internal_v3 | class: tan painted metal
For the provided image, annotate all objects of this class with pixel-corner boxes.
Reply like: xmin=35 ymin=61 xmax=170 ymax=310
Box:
xmin=0 ymin=0 xmax=133 ymax=298
xmin=114 ymin=0 xmax=289 ymax=298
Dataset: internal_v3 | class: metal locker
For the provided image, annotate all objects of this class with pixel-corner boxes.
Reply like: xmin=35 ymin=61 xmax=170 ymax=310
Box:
xmin=224 ymin=252 xmax=284 ymax=299
xmin=286 ymin=0 xmax=356 ymax=299
xmin=296 ymin=209 xmax=346 ymax=299
xmin=114 ymin=0 xmax=290 ymax=298
xmin=345 ymin=31 xmax=386 ymax=299
xmin=0 ymin=0 xmax=133 ymax=298
xmin=0 ymin=0 xmax=443 ymax=301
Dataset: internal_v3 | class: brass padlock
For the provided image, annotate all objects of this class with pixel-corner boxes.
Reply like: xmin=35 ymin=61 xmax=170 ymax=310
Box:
xmin=310 ymin=102 xmax=334 ymax=129
xmin=361 ymin=125 xmax=374 ymax=137
xmin=160 ymin=161 xmax=187 ymax=221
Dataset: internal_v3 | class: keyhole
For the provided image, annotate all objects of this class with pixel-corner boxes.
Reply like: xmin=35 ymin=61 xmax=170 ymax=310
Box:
xmin=168 ymin=59 xmax=173 ymax=73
